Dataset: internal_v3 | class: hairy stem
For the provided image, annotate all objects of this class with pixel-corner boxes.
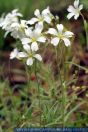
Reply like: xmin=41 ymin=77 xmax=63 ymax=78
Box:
xmin=34 ymin=60 xmax=41 ymax=126
xmin=56 ymin=46 xmax=66 ymax=127
xmin=81 ymin=13 xmax=88 ymax=50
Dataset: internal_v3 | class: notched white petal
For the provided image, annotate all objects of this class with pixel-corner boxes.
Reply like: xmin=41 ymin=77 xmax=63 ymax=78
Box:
xmin=42 ymin=7 xmax=50 ymax=15
xmin=34 ymin=54 xmax=42 ymax=61
xmin=37 ymin=36 xmax=46 ymax=43
xmin=64 ymin=31 xmax=74 ymax=37
xmin=67 ymin=13 xmax=74 ymax=19
xmin=74 ymin=13 xmax=79 ymax=20
xmin=18 ymin=52 xmax=27 ymax=58
xmin=79 ymin=4 xmax=83 ymax=10
xmin=35 ymin=23 xmax=43 ymax=34
xmin=44 ymin=15 xmax=51 ymax=24
xmin=63 ymin=38 xmax=70 ymax=46
xmin=67 ymin=5 xmax=75 ymax=13
xmin=23 ymin=44 xmax=31 ymax=51
xmin=51 ymin=37 xmax=60 ymax=46
xmin=21 ymin=38 xmax=31 ymax=44
xmin=74 ymin=0 xmax=79 ymax=8
xmin=57 ymin=24 xmax=63 ymax=33
xmin=47 ymin=28 xmax=57 ymax=35
xmin=27 ymin=18 xmax=38 ymax=25
xmin=34 ymin=9 xmax=40 ymax=17
xmin=27 ymin=58 xmax=33 ymax=66
xmin=31 ymin=42 xmax=39 ymax=51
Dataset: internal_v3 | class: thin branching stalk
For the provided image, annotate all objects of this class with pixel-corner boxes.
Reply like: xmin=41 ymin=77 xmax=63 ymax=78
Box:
xmin=56 ymin=45 xmax=66 ymax=127
xmin=25 ymin=64 xmax=31 ymax=109
xmin=81 ymin=13 xmax=88 ymax=50
xmin=25 ymin=64 xmax=30 ymax=84
xmin=34 ymin=60 xmax=41 ymax=126
xmin=25 ymin=64 xmax=31 ymax=93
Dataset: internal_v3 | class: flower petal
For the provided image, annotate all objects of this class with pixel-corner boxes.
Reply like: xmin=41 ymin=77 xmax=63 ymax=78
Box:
xmin=27 ymin=18 xmax=38 ymax=25
xmin=57 ymin=24 xmax=63 ymax=33
xmin=64 ymin=31 xmax=74 ymax=37
xmin=51 ymin=37 xmax=60 ymax=46
xmin=25 ymin=28 xmax=33 ymax=37
xmin=21 ymin=38 xmax=32 ymax=45
xmin=34 ymin=54 xmax=42 ymax=61
xmin=18 ymin=52 xmax=27 ymax=58
xmin=38 ymin=21 xmax=43 ymax=27
xmin=44 ymin=15 xmax=51 ymax=24
xmin=20 ymin=20 xmax=28 ymax=29
xmin=67 ymin=5 xmax=75 ymax=13
xmin=42 ymin=7 xmax=50 ymax=15
xmin=37 ymin=36 xmax=46 ymax=43
xmin=23 ymin=44 xmax=31 ymax=52
xmin=74 ymin=13 xmax=79 ymax=20
xmin=12 ymin=9 xmax=18 ymax=14
xmin=74 ymin=0 xmax=79 ymax=8
xmin=79 ymin=4 xmax=83 ymax=11
xmin=47 ymin=28 xmax=57 ymax=35
xmin=35 ymin=24 xmax=43 ymax=35
xmin=67 ymin=13 xmax=74 ymax=19
xmin=27 ymin=58 xmax=33 ymax=66
xmin=11 ymin=22 xmax=19 ymax=28
xmin=34 ymin=9 xmax=40 ymax=17
xmin=10 ymin=48 xmax=18 ymax=59
xmin=63 ymin=38 xmax=70 ymax=46
xmin=31 ymin=42 xmax=39 ymax=51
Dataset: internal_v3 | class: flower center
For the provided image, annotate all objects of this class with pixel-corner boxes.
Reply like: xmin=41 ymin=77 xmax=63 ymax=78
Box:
xmin=38 ymin=16 xmax=44 ymax=22
xmin=75 ymin=8 xmax=80 ymax=14
xmin=29 ymin=53 xmax=33 ymax=58
xmin=58 ymin=34 xmax=63 ymax=39
xmin=19 ymin=26 xmax=24 ymax=32
xmin=32 ymin=37 xmax=36 ymax=42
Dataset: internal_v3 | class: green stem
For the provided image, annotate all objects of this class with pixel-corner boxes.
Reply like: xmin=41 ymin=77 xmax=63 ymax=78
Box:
xmin=25 ymin=64 xmax=31 ymax=89
xmin=34 ymin=60 xmax=41 ymax=126
xmin=61 ymin=76 xmax=66 ymax=127
xmin=81 ymin=13 xmax=88 ymax=50
xmin=25 ymin=65 xmax=31 ymax=109
xmin=56 ymin=47 xmax=65 ymax=127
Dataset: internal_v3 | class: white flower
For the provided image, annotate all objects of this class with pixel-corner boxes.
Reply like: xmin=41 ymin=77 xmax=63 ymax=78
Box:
xmin=18 ymin=44 xmax=42 ymax=66
xmin=0 ymin=9 xmax=22 ymax=37
xmin=27 ymin=7 xmax=53 ymax=26
xmin=0 ymin=13 xmax=5 ymax=27
xmin=21 ymin=24 xmax=46 ymax=50
xmin=47 ymin=24 xmax=73 ymax=46
xmin=11 ymin=9 xmax=22 ymax=17
xmin=67 ymin=0 xmax=83 ymax=20
xmin=10 ymin=20 xmax=28 ymax=39
xmin=10 ymin=48 xmax=19 ymax=59
xmin=1 ymin=9 xmax=22 ymax=29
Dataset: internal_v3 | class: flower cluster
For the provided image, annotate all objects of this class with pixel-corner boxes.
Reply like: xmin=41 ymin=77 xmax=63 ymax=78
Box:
xmin=0 ymin=7 xmax=74 ymax=66
xmin=0 ymin=9 xmax=23 ymax=37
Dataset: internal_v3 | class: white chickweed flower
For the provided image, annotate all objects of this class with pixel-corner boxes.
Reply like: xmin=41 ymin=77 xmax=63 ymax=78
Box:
xmin=0 ymin=9 xmax=23 ymax=37
xmin=18 ymin=44 xmax=42 ymax=66
xmin=21 ymin=24 xmax=46 ymax=51
xmin=10 ymin=20 xmax=28 ymax=39
xmin=10 ymin=48 xmax=19 ymax=59
xmin=0 ymin=9 xmax=22 ymax=29
xmin=0 ymin=13 xmax=5 ymax=27
xmin=27 ymin=7 xmax=53 ymax=26
xmin=47 ymin=24 xmax=73 ymax=46
xmin=67 ymin=0 xmax=83 ymax=20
